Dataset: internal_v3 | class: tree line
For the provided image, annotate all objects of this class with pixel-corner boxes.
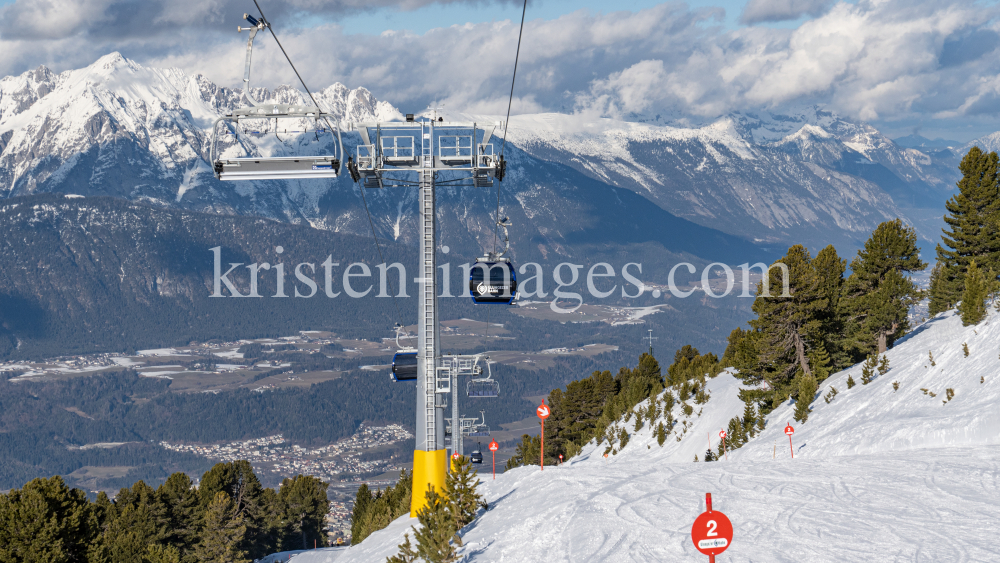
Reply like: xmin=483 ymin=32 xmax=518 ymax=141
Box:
xmin=0 ymin=460 xmax=329 ymax=563
xmin=504 ymin=145 xmax=1000 ymax=465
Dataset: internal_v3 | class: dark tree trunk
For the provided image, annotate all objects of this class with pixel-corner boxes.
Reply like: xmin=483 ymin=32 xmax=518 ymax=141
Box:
xmin=793 ymin=332 xmax=812 ymax=377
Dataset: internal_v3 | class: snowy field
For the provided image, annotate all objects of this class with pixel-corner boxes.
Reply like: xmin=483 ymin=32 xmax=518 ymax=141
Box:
xmin=278 ymin=309 xmax=1000 ymax=562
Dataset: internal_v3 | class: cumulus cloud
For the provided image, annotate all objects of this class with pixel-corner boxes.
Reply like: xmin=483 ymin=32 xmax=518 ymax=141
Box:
xmin=740 ymin=0 xmax=834 ymax=25
xmin=0 ymin=0 xmax=516 ymax=41
xmin=576 ymin=0 xmax=1000 ymax=126
xmin=2 ymin=0 xmax=1000 ymax=136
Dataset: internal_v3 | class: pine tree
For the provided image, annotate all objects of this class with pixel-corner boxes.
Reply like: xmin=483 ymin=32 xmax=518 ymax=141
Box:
xmin=194 ymin=492 xmax=249 ymax=563
xmin=445 ymin=456 xmax=482 ymax=529
xmin=861 ymin=355 xmax=877 ymax=385
xmin=656 ymin=422 xmax=667 ymax=446
xmin=812 ymin=245 xmax=849 ymax=368
xmin=155 ymin=473 xmax=200 ymax=559
xmin=409 ymin=488 xmax=460 ymax=563
xmin=928 ymin=262 xmax=949 ymax=316
xmin=279 ymin=475 xmax=329 ymax=550
xmin=793 ymin=373 xmax=817 ymax=423
xmin=387 ymin=534 xmax=419 ymax=563
xmin=742 ymin=400 xmax=757 ymax=438
xmin=704 ymin=449 xmax=715 ymax=462
xmin=746 ymin=245 xmax=830 ymax=406
xmin=930 ymin=147 xmax=1000 ymax=314
xmin=0 ymin=476 xmax=96 ymax=563
xmin=959 ymin=260 xmax=990 ymax=326
xmin=840 ymin=219 xmax=926 ymax=358
xmin=847 ymin=374 xmax=856 ymax=389
xmin=197 ymin=461 xmax=265 ymax=558
xmin=351 ymin=483 xmax=373 ymax=545
xmin=877 ymin=354 xmax=890 ymax=375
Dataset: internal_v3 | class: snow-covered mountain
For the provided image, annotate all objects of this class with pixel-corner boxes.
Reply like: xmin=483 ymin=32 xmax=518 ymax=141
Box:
xmin=289 ymin=308 xmax=1000 ymax=562
xmin=0 ymin=53 xmax=961 ymax=256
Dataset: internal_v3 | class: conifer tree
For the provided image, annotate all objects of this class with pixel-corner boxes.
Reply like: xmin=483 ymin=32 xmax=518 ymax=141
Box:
xmin=409 ymin=488 xmax=460 ymax=563
xmin=656 ymin=422 xmax=667 ymax=446
xmin=812 ymin=245 xmax=848 ymax=368
xmin=959 ymin=260 xmax=990 ymax=326
xmin=860 ymin=355 xmax=877 ymax=385
xmin=194 ymin=492 xmax=249 ymax=563
xmin=197 ymin=461 xmax=265 ymax=557
xmin=351 ymin=484 xmax=373 ymax=545
xmin=745 ymin=245 xmax=829 ymax=405
xmin=156 ymin=473 xmax=200 ymax=559
xmin=445 ymin=456 xmax=483 ymax=529
xmin=930 ymin=147 xmax=1000 ymax=314
xmin=387 ymin=534 xmax=419 ymax=563
xmin=279 ymin=475 xmax=329 ymax=550
xmin=793 ymin=374 xmax=817 ymax=423
xmin=840 ymin=219 xmax=926 ymax=357
xmin=0 ymin=476 xmax=96 ymax=563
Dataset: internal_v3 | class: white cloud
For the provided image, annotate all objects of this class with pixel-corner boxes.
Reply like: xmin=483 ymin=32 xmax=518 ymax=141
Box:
xmin=740 ymin=0 xmax=834 ymax=25
xmin=1 ymin=0 xmax=999 ymax=138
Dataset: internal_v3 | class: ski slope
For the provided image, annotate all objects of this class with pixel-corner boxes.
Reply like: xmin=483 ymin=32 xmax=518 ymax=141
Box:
xmin=276 ymin=309 xmax=1000 ymax=562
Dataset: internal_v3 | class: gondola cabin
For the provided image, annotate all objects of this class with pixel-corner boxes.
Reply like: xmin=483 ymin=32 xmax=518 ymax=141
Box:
xmin=470 ymin=450 xmax=484 ymax=464
xmin=469 ymin=259 xmax=517 ymax=304
xmin=391 ymin=351 xmax=418 ymax=381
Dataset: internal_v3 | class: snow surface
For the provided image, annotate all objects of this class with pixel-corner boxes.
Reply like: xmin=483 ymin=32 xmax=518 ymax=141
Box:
xmin=276 ymin=308 xmax=1000 ymax=562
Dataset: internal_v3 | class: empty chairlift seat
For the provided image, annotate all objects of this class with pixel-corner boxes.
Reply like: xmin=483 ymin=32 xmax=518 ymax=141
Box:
xmin=391 ymin=351 xmax=418 ymax=382
xmin=467 ymin=377 xmax=499 ymax=398
xmin=211 ymin=105 xmax=343 ymax=181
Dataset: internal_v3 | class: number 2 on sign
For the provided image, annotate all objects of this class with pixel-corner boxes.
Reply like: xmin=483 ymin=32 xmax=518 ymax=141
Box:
xmin=706 ymin=520 xmax=718 ymax=537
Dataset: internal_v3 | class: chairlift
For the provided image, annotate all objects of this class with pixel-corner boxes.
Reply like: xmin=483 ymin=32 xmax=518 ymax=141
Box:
xmin=467 ymin=358 xmax=500 ymax=398
xmin=209 ymin=12 xmax=343 ymax=181
xmin=468 ymin=410 xmax=491 ymax=437
xmin=470 ymin=217 xmax=517 ymax=305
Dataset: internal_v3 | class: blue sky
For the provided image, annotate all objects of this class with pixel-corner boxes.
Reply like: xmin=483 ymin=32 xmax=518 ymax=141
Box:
xmin=0 ymin=0 xmax=997 ymax=141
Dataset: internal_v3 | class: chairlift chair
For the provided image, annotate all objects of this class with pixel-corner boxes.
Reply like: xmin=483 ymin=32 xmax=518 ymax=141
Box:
xmin=210 ymin=12 xmax=343 ymax=181
xmin=470 ymin=218 xmax=517 ymax=304
xmin=468 ymin=410 xmax=491 ymax=437
xmin=467 ymin=359 xmax=500 ymax=398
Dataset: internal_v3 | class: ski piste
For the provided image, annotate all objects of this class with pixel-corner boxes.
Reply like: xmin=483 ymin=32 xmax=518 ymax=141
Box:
xmin=277 ymin=307 xmax=1000 ymax=561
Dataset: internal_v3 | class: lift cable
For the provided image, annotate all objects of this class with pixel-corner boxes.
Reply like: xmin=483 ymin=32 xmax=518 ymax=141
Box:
xmin=251 ymin=0 xmax=403 ymax=329
xmin=251 ymin=0 xmax=340 ymax=162
xmin=493 ymin=0 xmax=527 ymax=255
xmin=486 ymin=0 xmax=528 ymax=352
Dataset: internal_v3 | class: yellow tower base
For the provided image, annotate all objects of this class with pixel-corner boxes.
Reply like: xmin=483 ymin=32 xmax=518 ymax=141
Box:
xmin=410 ymin=449 xmax=447 ymax=517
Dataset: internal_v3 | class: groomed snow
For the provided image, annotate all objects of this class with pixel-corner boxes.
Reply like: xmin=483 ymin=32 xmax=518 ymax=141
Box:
xmin=279 ymin=309 xmax=1000 ymax=562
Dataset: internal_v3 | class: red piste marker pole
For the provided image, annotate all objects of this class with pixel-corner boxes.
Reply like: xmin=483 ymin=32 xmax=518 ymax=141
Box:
xmin=784 ymin=423 xmax=795 ymax=458
xmin=719 ymin=430 xmax=728 ymax=461
xmin=488 ymin=440 xmax=499 ymax=479
xmin=691 ymin=492 xmax=733 ymax=563
xmin=537 ymin=400 xmax=550 ymax=471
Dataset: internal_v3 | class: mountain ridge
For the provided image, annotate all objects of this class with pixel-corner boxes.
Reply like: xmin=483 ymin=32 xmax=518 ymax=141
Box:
xmin=0 ymin=53 xmax=972 ymax=256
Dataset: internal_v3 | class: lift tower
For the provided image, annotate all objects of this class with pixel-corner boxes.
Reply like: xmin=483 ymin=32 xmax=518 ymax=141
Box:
xmin=348 ymin=116 xmax=505 ymax=515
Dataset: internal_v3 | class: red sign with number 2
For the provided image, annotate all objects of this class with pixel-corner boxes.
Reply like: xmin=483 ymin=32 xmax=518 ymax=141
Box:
xmin=691 ymin=493 xmax=733 ymax=560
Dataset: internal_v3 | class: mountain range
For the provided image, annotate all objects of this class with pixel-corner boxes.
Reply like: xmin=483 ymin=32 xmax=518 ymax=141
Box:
xmin=0 ymin=52 xmax=981 ymax=262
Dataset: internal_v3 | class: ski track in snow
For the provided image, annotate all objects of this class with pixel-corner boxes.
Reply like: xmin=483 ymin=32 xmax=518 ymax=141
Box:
xmin=280 ymin=308 xmax=1000 ymax=562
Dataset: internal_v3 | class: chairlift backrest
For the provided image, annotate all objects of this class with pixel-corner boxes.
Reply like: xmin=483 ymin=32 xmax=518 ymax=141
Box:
xmin=210 ymin=12 xmax=343 ymax=181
